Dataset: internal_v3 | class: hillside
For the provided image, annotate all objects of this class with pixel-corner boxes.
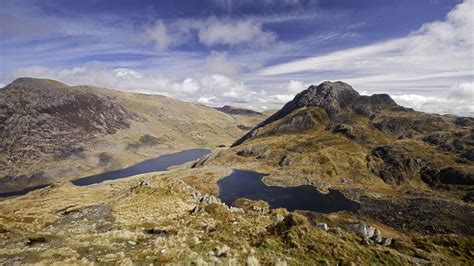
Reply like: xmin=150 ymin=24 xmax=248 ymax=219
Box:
xmin=198 ymin=81 xmax=474 ymax=235
xmin=0 ymin=78 xmax=266 ymax=193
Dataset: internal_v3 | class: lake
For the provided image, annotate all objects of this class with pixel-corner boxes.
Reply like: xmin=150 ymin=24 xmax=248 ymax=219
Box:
xmin=0 ymin=148 xmax=210 ymax=197
xmin=218 ymin=169 xmax=360 ymax=213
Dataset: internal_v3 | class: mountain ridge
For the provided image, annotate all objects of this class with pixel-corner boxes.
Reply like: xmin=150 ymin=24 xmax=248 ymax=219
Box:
xmin=0 ymin=77 xmax=266 ymax=193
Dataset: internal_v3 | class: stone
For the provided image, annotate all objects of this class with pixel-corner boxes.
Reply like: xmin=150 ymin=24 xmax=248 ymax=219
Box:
xmin=278 ymin=155 xmax=293 ymax=167
xmin=383 ymin=237 xmax=393 ymax=246
xmin=346 ymin=223 xmax=375 ymax=238
xmin=251 ymin=206 xmax=266 ymax=214
xmin=317 ymin=223 xmax=328 ymax=231
xmin=190 ymin=205 xmax=203 ymax=214
xmin=246 ymin=256 xmax=260 ymax=266
xmin=229 ymin=207 xmax=244 ymax=213
xmin=215 ymin=245 xmax=230 ymax=257
xmin=360 ymin=237 xmax=373 ymax=245
xmin=274 ymin=213 xmax=285 ymax=223
xmin=120 ymin=258 xmax=133 ymax=266
xmin=372 ymin=228 xmax=383 ymax=243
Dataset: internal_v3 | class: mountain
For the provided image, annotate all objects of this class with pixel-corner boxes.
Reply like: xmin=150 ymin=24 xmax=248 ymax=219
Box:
xmin=200 ymin=81 xmax=474 ymax=234
xmin=0 ymin=80 xmax=472 ymax=264
xmin=0 ymin=77 xmax=266 ymax=193
xmin=215 ymin=105 xmax=262 ymax=116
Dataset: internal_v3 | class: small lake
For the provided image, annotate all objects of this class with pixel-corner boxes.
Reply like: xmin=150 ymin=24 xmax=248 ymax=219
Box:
xmin=218 ymin=169 xmax=360 ymax=213
xmin=72 ymin=148 xmax=210 ymax=186
xmin=0 ymin=149 xmax=210 ymax=197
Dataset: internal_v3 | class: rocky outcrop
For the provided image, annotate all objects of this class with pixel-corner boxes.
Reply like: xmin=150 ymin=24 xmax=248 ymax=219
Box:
xmin=367 ymin=144 xmax=425 ymax=185
xmin=421 ymin=166 xmax=474 ymax=186
xmin=232 ymin=81 xmax=403 ymax=146
xmin=0 ymin=78 xmax=138 ymax=170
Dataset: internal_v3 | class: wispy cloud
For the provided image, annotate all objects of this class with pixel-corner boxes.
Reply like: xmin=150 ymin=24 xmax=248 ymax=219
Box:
xmin=258 ymin=0 xmax=473 ymax=115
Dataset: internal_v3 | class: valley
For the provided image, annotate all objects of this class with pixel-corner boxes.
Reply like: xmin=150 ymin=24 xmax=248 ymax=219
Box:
xmin=0 ymin=79 xmax=473 ymax=264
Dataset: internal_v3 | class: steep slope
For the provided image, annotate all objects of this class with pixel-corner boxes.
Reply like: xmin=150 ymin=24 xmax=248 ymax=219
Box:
xmin=0 ymin=78 xmax=266 ymax=193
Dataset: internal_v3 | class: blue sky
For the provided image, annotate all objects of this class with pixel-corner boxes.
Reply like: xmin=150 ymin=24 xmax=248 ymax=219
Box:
xmin=1 ymin=0 xmax=473 ymax=115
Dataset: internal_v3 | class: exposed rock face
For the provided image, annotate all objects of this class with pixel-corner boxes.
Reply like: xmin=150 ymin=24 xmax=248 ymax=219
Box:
xmin=232 ymin=81 xmax=403 ymax=146
xmin=421 ymin=166 xmax=474 ymax=186
xmin=368 ymin=144 xmax=425 ymax=185
xmin=216 ymin=105 xmax=262 ymax=116
xmin=0 ymin=78 xmax=138 ymax=173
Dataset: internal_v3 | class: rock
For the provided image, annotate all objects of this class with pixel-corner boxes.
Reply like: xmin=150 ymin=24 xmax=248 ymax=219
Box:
xmin=346 ymin=223 xmax=375 ymax=238
xmin=251 ymin=206 xmax=266 ymax=214
xmin=229 ymin=207 xmax=244 ymax=213
xmin=454 ymin=117 xmax=474 ymax=127
xmin=317 ymin=223 xmax=328 ymax=231
xmin=360 ymin=237 xmax=372 ymax=245
xmin=369 ymin=143 xmax=424 ymax=185
xmin=278 ymin=155 xmax=293 ymax=167
xmin=120 ymin=258 xmax=133 ymax=266
xmin=246 ymin=256 xmax=260 ymax=266
xmin=215 ymin=245 xmax=230 ymax=257
xmin=274 ymin=213 xmax=285 ymax=223
xmin=383 ymin=237 xmax=392 ymax=246
xmin=199 ymin=195 xmax=221 ymax=204
xmin=372 ymin=229 xmax=383 ymax=243
xmin=421 ymin=166 xmax=474 ymax=186
xmin=275 ymin=258 xmax=287 ymax=266
xmin=190 ymin=205 xmax=203 ymax=214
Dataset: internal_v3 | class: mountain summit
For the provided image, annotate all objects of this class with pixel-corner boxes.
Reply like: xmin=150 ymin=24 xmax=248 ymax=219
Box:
xmin=233 ymin=81 xmax=404 ymax=146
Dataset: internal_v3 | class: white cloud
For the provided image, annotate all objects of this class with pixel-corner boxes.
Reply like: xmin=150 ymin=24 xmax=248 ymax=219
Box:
xmin=145 ymin=20 xmax=182 ymax=51
xmin=179 ymin=78 xmax=200 ymax=93
xmin=193 ymin=17 xmax=276 ymax=47
xmin=392 ymin=94 xmax=474 ymax=117
xmin=206 ymin=51 xmax=240 ymax=76
xmin=197 ymin=96 xmax=217 ymax=104
xmin=145 ymin=17 xmax=276 ymax=50
xmin=286 ymin=80 xmax=306 ymax=93
xmin=258 ymin=0 xmax=473 ymax=116
xmin=448 ymin=82 xmax=474 ymax=100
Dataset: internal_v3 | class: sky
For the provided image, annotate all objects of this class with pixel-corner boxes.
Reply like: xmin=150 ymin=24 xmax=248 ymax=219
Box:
xmin=0 ymin=0 xmax=473 ymax=116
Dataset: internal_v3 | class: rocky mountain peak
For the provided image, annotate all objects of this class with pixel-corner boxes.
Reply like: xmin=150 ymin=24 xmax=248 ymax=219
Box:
xmin=232 ymin=81 xmax=403 ymax=146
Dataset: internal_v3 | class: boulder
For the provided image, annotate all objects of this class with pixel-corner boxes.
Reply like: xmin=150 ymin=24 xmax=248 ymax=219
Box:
xmin=346 ymin=223 xmax=375 ymax=238
xmin=317 ymin=223 xmax=328 ymax=231
xmin=278 ymin=155 xmax=293 ymax=167
xmin=372 ymin=228 xmax=383 ymax=243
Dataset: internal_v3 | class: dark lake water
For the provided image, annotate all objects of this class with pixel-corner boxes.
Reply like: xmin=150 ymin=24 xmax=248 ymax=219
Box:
xmin=0 ymin=149 xmax=210 ymax=197
xmin=72 ymin=148 xmax=210 ymax=186
xmin=218 ymin=169 xmax=360 ymax=213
